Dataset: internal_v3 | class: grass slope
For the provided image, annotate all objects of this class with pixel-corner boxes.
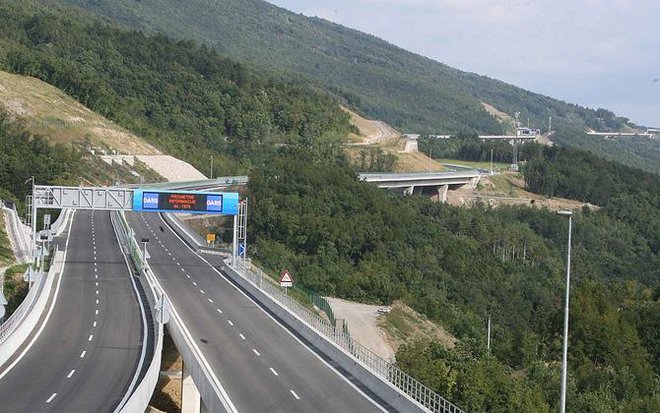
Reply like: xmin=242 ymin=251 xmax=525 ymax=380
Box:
xmin=0 ymin=70 xmax=160 ymax=155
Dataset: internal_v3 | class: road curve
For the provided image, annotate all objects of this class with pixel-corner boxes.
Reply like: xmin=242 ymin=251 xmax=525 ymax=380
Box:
xmin=0 ymin=211 xmax=146 ymax=412
xmin=127 ymin=211 xmax=390 ymax=413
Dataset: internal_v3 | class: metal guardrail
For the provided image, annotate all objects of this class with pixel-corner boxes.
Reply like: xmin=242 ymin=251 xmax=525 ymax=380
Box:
xmin=234 ymin=260 xmax=464 ymax=413
xmin=0 ymin=269 xmax=43 ymax=342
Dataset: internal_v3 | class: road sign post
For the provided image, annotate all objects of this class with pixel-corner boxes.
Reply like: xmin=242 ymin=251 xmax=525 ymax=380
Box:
xmin=279 ymin=269 xmax=293 ymax=296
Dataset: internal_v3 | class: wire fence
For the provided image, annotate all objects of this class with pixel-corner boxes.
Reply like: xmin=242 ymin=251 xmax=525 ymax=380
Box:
xmin=234 ymin=260 xmax=464 ymax=413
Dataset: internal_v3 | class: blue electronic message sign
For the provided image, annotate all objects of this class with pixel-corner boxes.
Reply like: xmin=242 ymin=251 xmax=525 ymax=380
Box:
xmin=133 ymin=190 xmax=239 ymax=215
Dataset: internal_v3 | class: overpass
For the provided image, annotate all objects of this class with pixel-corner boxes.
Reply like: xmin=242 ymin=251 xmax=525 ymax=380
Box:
xmin=359 ymin=171 xmax=481 ymax=201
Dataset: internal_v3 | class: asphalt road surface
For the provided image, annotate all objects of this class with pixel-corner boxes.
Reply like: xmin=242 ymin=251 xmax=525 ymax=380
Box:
xmin=0 ymin=211 xmax=146 ymax=412
xmin=127 ymin=211 xmax=390 ymax=413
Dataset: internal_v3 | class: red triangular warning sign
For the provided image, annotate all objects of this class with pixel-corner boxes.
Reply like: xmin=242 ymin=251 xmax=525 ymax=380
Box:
xmin=279 ymin=269 xmax=293 ymax=284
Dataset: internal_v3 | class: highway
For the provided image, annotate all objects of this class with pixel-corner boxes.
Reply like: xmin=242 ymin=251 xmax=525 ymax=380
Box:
xmin=0 ymin=211 xmax=148 ymax=412
xmin=127 ymin=211 xmax=390 ymax=413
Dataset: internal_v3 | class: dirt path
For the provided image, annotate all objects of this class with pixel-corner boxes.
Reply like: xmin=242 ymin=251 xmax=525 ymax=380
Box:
xmin=326 ymin=297 xmax=395 ymax=361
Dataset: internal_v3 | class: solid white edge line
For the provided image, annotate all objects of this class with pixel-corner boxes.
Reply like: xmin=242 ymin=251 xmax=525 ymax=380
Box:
xmin=0 ymin=210 xmax=76 ymax=381
xmin=157 ymin=212 xmax=388 ymax=412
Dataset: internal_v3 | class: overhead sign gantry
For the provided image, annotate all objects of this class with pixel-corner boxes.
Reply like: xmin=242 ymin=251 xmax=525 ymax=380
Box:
xmin=31 ymin=185 xmax=245 ymax=267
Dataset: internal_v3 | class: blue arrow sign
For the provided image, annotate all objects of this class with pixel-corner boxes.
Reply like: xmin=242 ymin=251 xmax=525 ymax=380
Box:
xmin=238 ymin=243 xmax=246 ymax=257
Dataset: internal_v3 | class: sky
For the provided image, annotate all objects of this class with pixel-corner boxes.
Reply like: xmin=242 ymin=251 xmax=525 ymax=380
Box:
xmin=267 ymin=0 xmax=659 ymax=127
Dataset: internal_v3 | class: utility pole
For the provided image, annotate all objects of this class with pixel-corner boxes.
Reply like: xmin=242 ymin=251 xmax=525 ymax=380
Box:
xmin=487 ymin=315 xmax=491 ymax=352
xmin=490 ymin=148 xmax=494 ymax=174
xmin=557 ymin=210 xmax=573 ymax=413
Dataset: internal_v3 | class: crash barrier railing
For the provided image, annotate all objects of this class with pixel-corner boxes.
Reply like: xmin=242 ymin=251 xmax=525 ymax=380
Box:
xmin=110 ymin=210 xmax=163 ymax=413
xmin=1 ymin=200 xmax=32 ymax=263
xmin=50 ymin=209 xmax=72 ymax=237
xmin=0 ymin=256 xmax=52 ymax=368
xmin=233 ymin=260 xmax=464 ymax=413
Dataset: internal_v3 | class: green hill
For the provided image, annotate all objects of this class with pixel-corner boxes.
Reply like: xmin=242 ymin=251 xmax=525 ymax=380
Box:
xmin=52 ymin=0 xmax=660 ymax=174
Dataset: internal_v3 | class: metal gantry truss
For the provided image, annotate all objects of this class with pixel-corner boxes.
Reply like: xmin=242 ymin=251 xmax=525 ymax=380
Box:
xmin=32 ymin=185 xmax=134 ymax=210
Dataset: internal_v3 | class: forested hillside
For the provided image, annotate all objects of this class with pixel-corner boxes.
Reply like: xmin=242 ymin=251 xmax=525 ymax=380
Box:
xmin=0 ymin=1 xmax=351 ymax=177
xmin=0 ymin=2 xmax=657 ymax=411
xmin=53 ymin=0 xmax=660 ymax=174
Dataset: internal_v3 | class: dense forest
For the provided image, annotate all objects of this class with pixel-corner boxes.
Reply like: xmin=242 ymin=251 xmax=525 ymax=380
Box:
xmin=0 ymin=2 xmax=657 ymax=411
xmin=0 ymin=1 xmax=352 ymax=177
xmin=53 ymin=0 xmax=660 ymax=175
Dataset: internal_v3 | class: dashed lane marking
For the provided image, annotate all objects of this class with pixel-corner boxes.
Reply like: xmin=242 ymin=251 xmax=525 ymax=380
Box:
xmin=46 ymin=393 xmax=57 ymax=403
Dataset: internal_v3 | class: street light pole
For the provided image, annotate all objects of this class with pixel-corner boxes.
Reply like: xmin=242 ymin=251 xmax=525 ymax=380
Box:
xmin=210 ymin=155 xmax=214 ymax=180
xmin=557 ymin=210 xmax=573 ymax=413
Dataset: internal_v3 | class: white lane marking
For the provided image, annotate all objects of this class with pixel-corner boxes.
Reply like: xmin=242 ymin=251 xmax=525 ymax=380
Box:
xmin=290 ymin=390 xmax=301 ymax=400
xmin=95 ymin=282 xmax=98 ymax=287
xmin=95 ymin=299 xmax=99 ymax=305
xmin=67 ymin=369 xmax=75 ymax=379
xmin=253 ymin=349 xmax=260 ymax=356
xmin=95 ymin=309 xmax=99 ymax=315
xmin=96 ymin=290 xmax=99 ymax=295
xmin=95 ymin=275 xmax=98 ymax=279
xmin=172 ymin=257 xmax=176 ymax=261
xmin=46 ymin=393 xmax=57 ymax=403
xmin=93 ymin=321 xmax=97 ymax=328
xmin=200 ymin=289 xmax=205 ymax=294
xmin=94 ymin=268 xmax=97 ymax=272
xmin=227 ymin=320 xmax=234 ymax=326
xmin=177 ymin=262 xmax=180 ymax=266
xmin=88 ymin=335 xmax=93 ymax=341
xmin=192 ymin=282 xmax=197 ymax=286
xmin=186 ymin=274 xmax=190 ymax=279
xmin=80 ymin=351 xmax=87 ymax=358
xmin=269 ymin=367 xmax=279 ymax=376
xmin=181 ymin=268 xmax=185 ymax=272
xmin=239 ymin=333 xmax=246 ymax=340
xmin=217 ymin=308 xmax=223 ymax=314
xmin=208 ymin=298 xmax=213 ymax=303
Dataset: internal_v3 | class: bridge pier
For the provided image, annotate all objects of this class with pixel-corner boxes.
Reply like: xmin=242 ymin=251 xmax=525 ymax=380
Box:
xmin=182 ymin=362 xmax=208 ymax=413
xmin=437 ymin=185 xmax=448 ymax=203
